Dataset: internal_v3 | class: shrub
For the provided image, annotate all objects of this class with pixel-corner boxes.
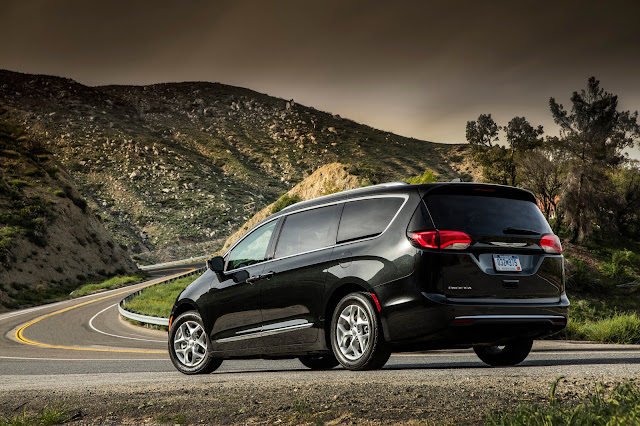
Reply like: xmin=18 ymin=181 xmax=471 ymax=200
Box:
xmin=271 ymin=194 xmax=302 ymax=214
xmin=405 ymin=169 xmax=439 ymax=184
xmin=24 ymin=167 xmax=44 ymax=177
xmin=53 ymin=189 xmax=66 ymax=198
xmin=602 ymin=249 xmax=640 ymax=282
xmin=9 ymin=179 xmax=30 ymax=188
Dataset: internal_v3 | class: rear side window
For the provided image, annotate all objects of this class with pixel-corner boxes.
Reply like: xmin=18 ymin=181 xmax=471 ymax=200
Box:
xmin=337 ymin=197 xmax=404 ymax=243
xmin=275 ymin=204 xmax=341 ymax=258
xmin=425 ymin=195 xmax=552 ymax=236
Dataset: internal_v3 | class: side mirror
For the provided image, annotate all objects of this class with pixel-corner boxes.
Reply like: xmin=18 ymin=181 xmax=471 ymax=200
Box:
xmin=207 ymin=256 xmax=225 ymax=273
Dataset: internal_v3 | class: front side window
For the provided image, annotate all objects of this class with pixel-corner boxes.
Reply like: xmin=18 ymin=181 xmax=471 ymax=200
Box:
xmin=275 ymin=204 xmax=340 ymax=258
xmin=227 ymin=220 xmax=278 ymax=270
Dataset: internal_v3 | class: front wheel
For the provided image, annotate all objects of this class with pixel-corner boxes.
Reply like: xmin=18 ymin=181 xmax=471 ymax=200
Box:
xmin=168 ymin=311 xmax=222 ymax=374
xmin=473 ymin=339 xmax=533 ymax=366
xmin=330 ymin=292 xmax=390 ymax=370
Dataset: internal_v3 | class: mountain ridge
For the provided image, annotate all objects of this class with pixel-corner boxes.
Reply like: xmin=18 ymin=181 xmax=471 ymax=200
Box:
xmin=0 ymin=69 xmax=473 ymax=263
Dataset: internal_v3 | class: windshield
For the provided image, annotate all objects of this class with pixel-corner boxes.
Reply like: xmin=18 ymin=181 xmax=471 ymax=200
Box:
xmin=425 ymin=194 xmax=552 ymax=236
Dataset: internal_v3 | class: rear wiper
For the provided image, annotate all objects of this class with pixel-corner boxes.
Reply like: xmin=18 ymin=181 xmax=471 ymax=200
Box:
xmin=503 ymin=227 xmax=540 ymax=235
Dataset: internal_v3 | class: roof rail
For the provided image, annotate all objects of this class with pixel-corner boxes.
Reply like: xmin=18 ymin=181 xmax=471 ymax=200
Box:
xmin=280 ymin=181 xmax=409 ymax=212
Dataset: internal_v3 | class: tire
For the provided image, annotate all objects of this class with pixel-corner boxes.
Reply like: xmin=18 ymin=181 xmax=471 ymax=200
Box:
xmin=168 ymin=311 xmax=222 ymax=374
xmin=330 ymin=292 xmax=391 ymax=370
xmin=298 ymin=353 xmax=339 ymax=370
xmin=473 ymin=339 xmax=533 ymax=366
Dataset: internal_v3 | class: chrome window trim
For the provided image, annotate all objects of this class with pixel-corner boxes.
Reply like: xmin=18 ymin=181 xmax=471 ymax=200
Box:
xmin=223 ymin=194 xmax=410 ymax=274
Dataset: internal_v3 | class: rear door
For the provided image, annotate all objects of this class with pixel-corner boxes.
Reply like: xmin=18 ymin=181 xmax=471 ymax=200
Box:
xmin=422 ymin=186 xmax=563 ymax=302
xmin=257 ymin=203 xmax=342 ymax=346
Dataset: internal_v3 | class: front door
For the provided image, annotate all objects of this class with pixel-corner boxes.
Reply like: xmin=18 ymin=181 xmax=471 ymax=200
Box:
xmin=208 ymin=219 xmax=278 ymax=351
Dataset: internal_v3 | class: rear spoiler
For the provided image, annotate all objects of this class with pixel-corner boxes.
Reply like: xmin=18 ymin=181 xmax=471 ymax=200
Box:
xmin=418 ymin=183 xmax=537 ymax=203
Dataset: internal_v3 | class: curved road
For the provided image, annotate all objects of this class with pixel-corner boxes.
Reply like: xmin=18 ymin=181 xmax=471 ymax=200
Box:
xmin=1 ymin=264 xmax=640 ymax=384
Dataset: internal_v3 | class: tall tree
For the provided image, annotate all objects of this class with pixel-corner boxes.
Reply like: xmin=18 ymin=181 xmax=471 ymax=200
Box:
xmin=504 ymin=117 xmax=543 ymax=185
xmin=550 ymin=77 xmax=640 ymax=242
xmin=466 ymin=114 xmax=500 ymax=147
xmin=519 ymin=139 xmax=567 ymax=228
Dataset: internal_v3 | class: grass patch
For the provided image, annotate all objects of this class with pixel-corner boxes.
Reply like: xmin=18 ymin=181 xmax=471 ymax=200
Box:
xmin=560 ymin=312 xmax=640 ymax=344
xmin=486 ymin=377 xmax=640 ymax=425
xmin=71 ymin=273 xmax=148 ymax=297
xmin=122 ymin=275 xmax=198 ymax=318
xmin=0 ymin=403 xmax=67 ymax=426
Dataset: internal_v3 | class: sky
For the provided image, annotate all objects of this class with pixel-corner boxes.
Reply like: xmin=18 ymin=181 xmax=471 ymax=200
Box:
xmin=1 ymin=0 xmax=640 ymax=157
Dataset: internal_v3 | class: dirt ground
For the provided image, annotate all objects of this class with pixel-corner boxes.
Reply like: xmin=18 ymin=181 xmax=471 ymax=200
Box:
xmin=0 ymin=375 xmax=601 ymax=425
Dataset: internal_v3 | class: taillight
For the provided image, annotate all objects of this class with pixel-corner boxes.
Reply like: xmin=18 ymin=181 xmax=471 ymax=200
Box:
xmin=439 ymin=231 xmax=472 ymax=250
xmin=412 ymin=231 xmax=438 ymax=248
xmin=411 ymin=230 xmax=471 ymax=250
xmin=540 ymin=234 xmax=562 ymax=254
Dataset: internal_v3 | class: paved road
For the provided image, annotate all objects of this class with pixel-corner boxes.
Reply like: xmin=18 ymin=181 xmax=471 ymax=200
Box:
xmin=2 ymin=266 xmax=640 ymax=391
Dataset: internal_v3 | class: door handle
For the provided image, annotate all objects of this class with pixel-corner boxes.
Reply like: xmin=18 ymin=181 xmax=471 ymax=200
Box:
xmin=246 ymin=275 xmax=260 ymax=284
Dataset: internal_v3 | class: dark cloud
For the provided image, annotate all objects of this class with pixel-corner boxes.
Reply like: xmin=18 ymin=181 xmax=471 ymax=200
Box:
xmin=1 ymin=0 xmax=639 ymax=156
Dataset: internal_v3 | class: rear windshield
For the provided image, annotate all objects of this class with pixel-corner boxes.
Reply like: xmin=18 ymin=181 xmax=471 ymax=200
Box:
xmin=425 ymin=195 xmax=551 ymax=236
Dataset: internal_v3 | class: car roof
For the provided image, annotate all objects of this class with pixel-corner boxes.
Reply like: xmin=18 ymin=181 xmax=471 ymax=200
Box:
xmin=244 ymin=181 xmax=536 ymax=236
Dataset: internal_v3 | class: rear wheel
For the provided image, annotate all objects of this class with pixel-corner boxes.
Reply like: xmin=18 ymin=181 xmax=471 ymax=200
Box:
xmin=330 ymin=292 xmax=390 ymax=370
xmin=168 ymin=311 xmax=222 ymax=374
xmin=298 ymin=353 xmax=339 ymax=370
xmin=473 ymin=339 xmax=533 ymax=366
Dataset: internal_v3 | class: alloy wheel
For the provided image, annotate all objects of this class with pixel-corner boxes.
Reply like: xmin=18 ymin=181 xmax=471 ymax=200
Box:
xmin=336 ymin=304 xmax=371 ymax=361
xmin=173 ymin=320 xmax=207 ymax=367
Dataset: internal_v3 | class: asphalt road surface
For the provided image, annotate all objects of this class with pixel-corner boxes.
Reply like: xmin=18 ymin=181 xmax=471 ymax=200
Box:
xmin=2 ymin=265 xmax=640 ymax=390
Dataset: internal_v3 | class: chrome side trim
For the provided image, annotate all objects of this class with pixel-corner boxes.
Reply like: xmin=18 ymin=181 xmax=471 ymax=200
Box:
xmin=215 ymin=322 xmax=313 ymax=343
xmin=223 ymin=194 xmax=410 ymax=274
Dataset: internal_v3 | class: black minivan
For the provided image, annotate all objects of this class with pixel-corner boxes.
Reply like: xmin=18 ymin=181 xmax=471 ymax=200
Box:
xmin=168 ymin=182 xmax=569 ymax=374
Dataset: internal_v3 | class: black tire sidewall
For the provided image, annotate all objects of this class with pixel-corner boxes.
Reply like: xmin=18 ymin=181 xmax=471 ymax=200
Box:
xmin=298 ymin=353 xmax=339 ymax=370
xmin=168 ymin=311 xmax=221 ymax=374
xmin=330 ymin=292 xmax=387 ymax=370
xmin=473 ymin=339 xmax=533 ymax=366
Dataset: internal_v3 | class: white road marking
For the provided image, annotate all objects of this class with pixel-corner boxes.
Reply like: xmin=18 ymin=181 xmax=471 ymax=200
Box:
xmin=0 ymin=355 xmax=166 ymax=361
xmin=89 ymin=304 xmax=166 ymax=343
xmin=0 ymin=280 xmax=156 ymax=322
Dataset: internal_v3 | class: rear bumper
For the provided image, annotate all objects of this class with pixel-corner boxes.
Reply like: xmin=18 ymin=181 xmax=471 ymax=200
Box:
xmin=378 ymin=288 xmax=569 ymax=349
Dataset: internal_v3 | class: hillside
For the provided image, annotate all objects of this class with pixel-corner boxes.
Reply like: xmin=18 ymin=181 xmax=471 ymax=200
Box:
xmin=220 ymin=162 xmax=364 ymax=252
xmin=0 ymin=121 xmax=138 ymax=309
xmin=0 ymin=70 xmax=472 ymax=262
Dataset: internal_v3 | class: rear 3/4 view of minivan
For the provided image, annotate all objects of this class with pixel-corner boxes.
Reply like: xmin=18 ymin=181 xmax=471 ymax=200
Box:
xmin=168 ymin=182 xmax=569 ymax=374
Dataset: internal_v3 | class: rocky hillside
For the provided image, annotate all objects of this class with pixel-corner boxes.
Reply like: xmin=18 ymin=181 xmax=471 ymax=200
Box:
xmin=220 ymin=162 xmax=364 ymax=252
xmin=0 ymin=121 xmax=138 ymax=309
xmin=0 ymin=70 xmax=472 ymax=262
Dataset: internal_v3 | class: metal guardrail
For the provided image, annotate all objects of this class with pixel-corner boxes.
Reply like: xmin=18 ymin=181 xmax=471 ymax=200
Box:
xmin=118 ymin=267 xmax=207 ymax=327
xmin=138 ymin=256 xmax=209 ymax=270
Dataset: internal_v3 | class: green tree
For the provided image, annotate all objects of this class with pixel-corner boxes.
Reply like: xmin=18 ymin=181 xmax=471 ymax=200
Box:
xmin=504 ymin=117 xmax=543 ymax=185
xmin=550 ymin=77 xmax=640 ymax=242
xmin=466 ymin=114 xmax=500 ymax=147
xmin=608 ymin=164 xmax=640 ymax=238
xmin=519 ymin=139 xmax=568 ymax=228
xmin=466 ymin=114 xmax=543 ymax=186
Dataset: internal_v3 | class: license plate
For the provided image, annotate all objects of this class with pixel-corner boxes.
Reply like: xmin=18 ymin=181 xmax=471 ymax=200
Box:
xmin=493 ymin=255 xmax=522 ymax=272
